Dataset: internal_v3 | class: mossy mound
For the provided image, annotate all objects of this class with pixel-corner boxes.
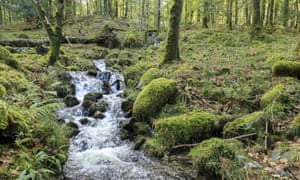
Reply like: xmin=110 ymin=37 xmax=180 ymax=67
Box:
xmin=0 ymin=45 xmax=19 ymax=69
xmin=223 ymin=111 xmax=266 ymax=138
xmin=0 ymin=101 xmax=9 ymax=130
xmin=0 ymin=70 xmax=31 ymax=93
xmin=133 ymin=78 xmax=177 ymax=122
xmin=260 ymin=84 xmax=285 ymax=109
xmin=123 ymin=33 xmax=140 ymax=48
xmin=138 ymin=68 xmax=160 ymax=87
xmin=124 ymin=61 xmax=150 ymax=88
xmin=154 ymin=111 xmax=219 ymax=149
xmin=272 ymin=61 xmax=300 ymax=79
xmin=143 ymin=138 xmax=166 ymax=157
xmin=189 ymin=138 xmax=244 ymax=178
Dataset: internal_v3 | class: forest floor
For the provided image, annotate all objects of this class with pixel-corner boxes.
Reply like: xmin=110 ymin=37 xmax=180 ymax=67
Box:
xmin=0 ymin=16 xmax=300 ymax=179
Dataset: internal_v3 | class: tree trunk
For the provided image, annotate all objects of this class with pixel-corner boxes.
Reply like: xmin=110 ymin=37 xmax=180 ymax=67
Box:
xmin=0 ymin=3 xmax=3 ymax=25
xmin=157 ymin=0 xmax=161 ymax=32
xmin=235 ymin=0 xmax=238 ymax=25
xmin=203 ymin=1 xmax=209 ymax=28
xmin=163 ymin=0 xmax=183 ymax=63
xmin=87 ymin=0 xmax=90 ymax=16
xmin=261 ymin=0 xmax=266 ymax=24
xmin=267 ymin=0 xmax=274 ymax=26
xmin=295 ymin=0 xmax=299 ymax=29
xmin=227 ymin=0 xmax=233 ymax=30
xmin=283 ymin=0 xmax=289 ymax=27
xmin=65 ymin=0 xmax=72 ymax=19
xmin=115 ymin=0 xmax=119 ymax=17
xmin=250 ymin=0 xmax=262 ymax=39
xmin=244 ymin=0 xmax=250 ymax=25
xmin=32 ymin=0 xmax=64 ymax=65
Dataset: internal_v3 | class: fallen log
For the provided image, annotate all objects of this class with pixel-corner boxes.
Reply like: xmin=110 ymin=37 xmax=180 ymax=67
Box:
xmin=0 ymin=33 xmax=120 ymax=48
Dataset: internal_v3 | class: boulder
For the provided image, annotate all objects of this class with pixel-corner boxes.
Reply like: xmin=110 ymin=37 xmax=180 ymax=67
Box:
xmin=83 ymin=92 xmax=103 ymax=102
xmin=88 ymin=101 xmax=108 ymax=116
xmin=66 ymin=122 xmax=80 ymax=137
xmin=93 ymin=111 xmax=105 ymax=119
xmin=133 ymin=78 xmax=177 ymax=122
xmin=133 ymin=122 xmax=151 ymax=136
xmin=55 ymin=83 xmax=76 ymax=98
xmin=87 ymin=70 xmax=99 ymax=76
xmin=79 ymin=118 xmax=90 ymax=125
xmin=272 ymin=60 xmax=300 ymax=79
xmin=63 ymin=95 xmax=80 ymax=107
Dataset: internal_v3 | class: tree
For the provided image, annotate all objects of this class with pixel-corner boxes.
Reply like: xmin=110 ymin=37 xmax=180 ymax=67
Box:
xmin=282 ymin=0 xmax=289 ymax=27
xmin=250 ymin=0 xmax=262 ymax=39
xmin=32 ymin=0 xmax=64 ymax=65
xmin=163 ymin=0 xmax=183 ymax=64
xmin=203 ymin=0 xmax=209 ymax=29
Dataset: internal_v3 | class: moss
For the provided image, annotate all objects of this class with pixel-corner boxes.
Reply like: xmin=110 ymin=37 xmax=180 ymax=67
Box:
xmin=133 ymin=78 xmax=177 ymax=122
xmin=154 ymin=111 xmax=218 ymax=149
xmin=143 ymin=138 xmax=166 ymax=157
xmin=188 ymin=138 xmax=244 ymax=178
xmin=0 ymin=70 xmax=31 ymax=93
xmin=139 ymin=68 xmax=160 ymax=87
xmin=124 ymin=61 xmax=150 ymax=87
xmin=223 ymin=111 xmax=266 ymax=138
xmin=286 ymin=113 xmax=300 ymax=138
xmin=260 ymin=84 xmax=285 ymax=109
xmin=0 ymin=84 xmax=6 ymax=99
xmin=0 ymin=101 xmax=9 ymax=130
xmin=0 ymin=45 xmax=19 ymax=68
xmin=272 ymin=61 xmax=300 ymax=79
xmin=123 ymin=33 xmax=140 ymax=48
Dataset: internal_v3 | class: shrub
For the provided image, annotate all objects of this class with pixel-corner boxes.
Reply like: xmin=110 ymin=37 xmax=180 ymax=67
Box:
xmin=272 ymin=61 xmax=300 ymax=79
xmin=133 ymin=78 xmax=177 ymax=122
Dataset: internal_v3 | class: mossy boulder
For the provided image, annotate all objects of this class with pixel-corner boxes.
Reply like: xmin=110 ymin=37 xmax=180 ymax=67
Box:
xmin=260 ymin=84 xmax=285 ymax=109
xmin=223 ymin=111 xmax=266 ymax=138
xmin=133 ymin=78 xmax=177 ymax=122
xmin=0 ymin=45 xmax=19 ymax=69
xmin=143 ymin=138 xmax=166 ymax=157
xmin=189 ymin=138 xmax=244 ymax=178
xmin=272 ymin=61 xmax=300 ymax=79
xmin=133 ymin=122 xmax=151 ymax=136
xmin=138 ymin=68 xmax=160 ymax=87
xmin=154 ymin=111 xmax=219 ymax=149
xmin=0 ymin=84 xmax=6 ymax=99
xmin=63 ymin=95 xmax=80 ymax=107
xmin=53 ymin=83 xmax=75 ymax=98
xmin=83 ymin=92 xmax=103 ymax=103
xmin=88 ymin=101 xmax=108 ymax=116
xmin=124 ymin=61 xmax=151 ymax=88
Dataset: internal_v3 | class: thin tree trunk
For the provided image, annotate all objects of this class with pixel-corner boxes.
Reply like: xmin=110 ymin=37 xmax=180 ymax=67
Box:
xmin=163 ymin=0 xmax=183 ymax=63
xmin=227 ymin=0 xmax=233 ymax=30
xmin=261 ymin=0 xmax=266 ymax=24
xmin=115 ymin=0 xmax=118 ymax=17
xmin=283 ymin=0 xmax=289 ymax=27
xmin=295 ymin=0 xmax=299 ymax=29
xmin=235 ymin=0 xmax=238 ymax=25
xmin=267 ymin=0 xmax=274 ymax=26
xmin=245 ymin=0 xmax=250 ymax=25
xmin=87 ymin=0 xmax=90 ymax=15
xmin=203 ymin=1 xmax=209 ymax=28
xmin=250 ymin=0 xmax=262 ymax=39
xmin=157 ymin=0 xmax=161 ymax=32
xmin=0 ymin=2 xmax=3 ymax=25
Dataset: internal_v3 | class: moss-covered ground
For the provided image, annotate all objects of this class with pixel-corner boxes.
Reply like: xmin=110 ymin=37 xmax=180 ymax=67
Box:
xmin=1 ymin=17 xmax=300 ymax=179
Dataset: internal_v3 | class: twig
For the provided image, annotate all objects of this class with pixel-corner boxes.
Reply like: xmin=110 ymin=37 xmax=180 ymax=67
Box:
xmin=229 ymin=133 xmax=257 ymax=140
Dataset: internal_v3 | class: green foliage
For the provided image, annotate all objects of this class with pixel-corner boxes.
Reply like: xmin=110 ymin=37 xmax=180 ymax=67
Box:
xmin=123 ymin=33 xmax=140 ymax=48
xmin=154 ymin=111 xmax=218 ymax=149
xmin=189 ymin=138 xmax=245 ymax=178
xmin=272 ymin=61 xmax=300 ymax=79
xmin=0 ymin=70 xmax=31 ymax=93
xmin=260 ymin=84 xmax=285 ymax=108
xmin=133 ymin=78 xmax=177 ymax=122
xmin=0 ymin=45 xmax=19 ymax=68
xmin=139 ymin=68 xmax=160 ymax=87
xmin=0 ymin=101 xmax=9 ymax=130
xmin=0 ymin=84 xmax=6 ymax=99
xmin=223 ymin=111 xmax=266 ymax=138
xmin=124 ymin=61 xmax=150 ymax=88
xmin=286 ymin=113 xmax=300 ymax=137
xmin=143 ymin=138 xmax=166 ymax=157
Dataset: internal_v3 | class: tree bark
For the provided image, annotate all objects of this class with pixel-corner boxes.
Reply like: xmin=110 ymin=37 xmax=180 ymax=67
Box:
xmin=235 ymin=0 xmax=238 ymax=25
xmin=203 ymin=1 xmax=209 ymax=28
xmin=163 ymin=0 xmax=183 ymax=63
xmin=157 ymin=0 xmax=161 ymax=32
xmin=227 ymin=0 xmax=233 ymax=30
xmin=283 ymin=0 xmax=289 ymax=27
xmin=0 ymin=2 xmax=3 ymax=25
xmin=261 ymin=0 xmax=266 ymax=24
xmin=267 ymin=0 xmax=274 ymax=26
xmin=250 ymin=0 xmax=262 ymax=39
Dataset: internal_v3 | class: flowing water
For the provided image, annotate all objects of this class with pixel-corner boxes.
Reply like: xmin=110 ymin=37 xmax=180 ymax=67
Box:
xmin=58 ymin=60 xmax=192 ymax=180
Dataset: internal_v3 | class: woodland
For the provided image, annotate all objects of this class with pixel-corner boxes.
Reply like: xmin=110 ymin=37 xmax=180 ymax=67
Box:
xmin=0 ymin=0 xmax=300 ymax=179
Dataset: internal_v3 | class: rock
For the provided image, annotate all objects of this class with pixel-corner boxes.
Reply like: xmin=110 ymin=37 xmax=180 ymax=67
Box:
xmin=66 ymin=122 xmax=80 ymax=137
xmin=133 ymin=122 xmax=151 ymax=136
xmin=121 ymin=100 xmax=133 ymax=112
xmin=55 ymin=83 xmax=76 ymax=98
xmin=119 ymin=119 xmax=135 ymax=132
xmin=63 ymin=95 xmax=80 ymax=107
xmin=87 ymin=70 xmax=99 ymax=76
xmin=35 ymin=44 xmax=49 ymax=55
xmin=93 ymin=111 xmax=105 ymax=119
xmin=82 ymin=100 xmax=93 ymax=109
xmin=120 ymin=129 xmax=131 ymax=140
xmin=133 ymin=78 xmax=177 ymax=122
xmin=83 ymin=92 xmax=103 ymax=102
xmin=79 ymin=118 xmax=90 ymax=125
xmin=272 ymin=60 xmax=300 ymax=79
xmin=88 ymin=101 xmax=108 ymax=116
xmin=134 ymin=136 xmax=146 ymax=150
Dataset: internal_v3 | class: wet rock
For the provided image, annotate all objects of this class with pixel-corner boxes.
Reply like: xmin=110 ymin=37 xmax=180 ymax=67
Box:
xmin=57 ymin=118 xmax=65 ymax=123
xmin=88 ymin=101 xmax=108 ymax=116
xmin=83 ymin=92 xmax=103 ymax=102
xmin=66 ymin=122 xmax=80 ymax=137
xmin=82 ymin=100 xmax=93 ymax=109
xmin=133 ymin=122 xmax=151 ymax=136
xmin=64 ymin=95 xmax=80 ymax=107
xmin=121 ymin=100 xmax=133 ymax=112
xmin=119 ymin=119 xmax=135 ymax=132
xmin=120 ymin=129 xmax=130 ymax=140
xmin=134 ymin=136 xmax=146 ymax=150
xmin=87 ymin=70 xmax=99 ymax=77
xmin=55 ymin=83 xmax=76 ymax=98
xmin=79 ymin=118 xmax=90 ymax=125
xmin=93 ymin=111 xmax=105 ymax=119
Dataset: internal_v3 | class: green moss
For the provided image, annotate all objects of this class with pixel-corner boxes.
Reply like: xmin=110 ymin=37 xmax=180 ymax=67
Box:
xmin=124 ymin=61 xmax=149 ymax=87
xmin=154 ymin=111 xmax=218 ymax=149
xmin=272 ymin=61 xmax=300 ymax=79
xmin=286 ymin=113 xmax=300 ymax=138
xmin=143 ymin=138 xmax=166 ymax=157
xmin=133 ymin=78 xmax=177 ymax=122
xmin=123 ymin=33 xmax=140 ymax=48
xmin=0 ymin=45 xmax=19 ymax=68
xmin=189 ymin=138 xmax=244 ymax=178
xmin=0 ymin=84 xmax=6 ymax=99
xmin=0 ymin=70 xmax=31 ymax=93
xmin=139 ymin=68 xmax=160 ymax=86
xmin=260 ymin=84 xmax=285 ymax=108
xmin=0 ymin=101 xmax=9 ymax=130
xmin=223 ymin=111 xmax=266 ymax=138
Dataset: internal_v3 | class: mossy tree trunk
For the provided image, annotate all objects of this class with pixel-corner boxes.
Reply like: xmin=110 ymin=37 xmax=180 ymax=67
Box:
xmin=163 ymin=0 xmax=183 ymax=64
xmin=32 ymin=0 xmax=64 ymax=65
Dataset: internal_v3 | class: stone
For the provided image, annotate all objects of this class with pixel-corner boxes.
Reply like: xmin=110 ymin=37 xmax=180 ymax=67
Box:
xmin=64 ymin=95 xmax=80 ymax=107
xmin=93 ymin=111 xmax=105 ymax=119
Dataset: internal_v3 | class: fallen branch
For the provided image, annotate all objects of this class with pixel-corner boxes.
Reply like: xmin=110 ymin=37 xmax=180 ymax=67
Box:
xmin=229 ymin=133 xmax=257 ymax=140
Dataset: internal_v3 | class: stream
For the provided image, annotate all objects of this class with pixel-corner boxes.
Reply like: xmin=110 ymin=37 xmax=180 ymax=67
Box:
xmin=57 ymin=60 xmax=193 ymax=180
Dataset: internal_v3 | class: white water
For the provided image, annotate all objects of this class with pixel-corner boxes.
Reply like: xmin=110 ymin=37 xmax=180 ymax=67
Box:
xmin=58 ymin=60 xmax=189 ymax=180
